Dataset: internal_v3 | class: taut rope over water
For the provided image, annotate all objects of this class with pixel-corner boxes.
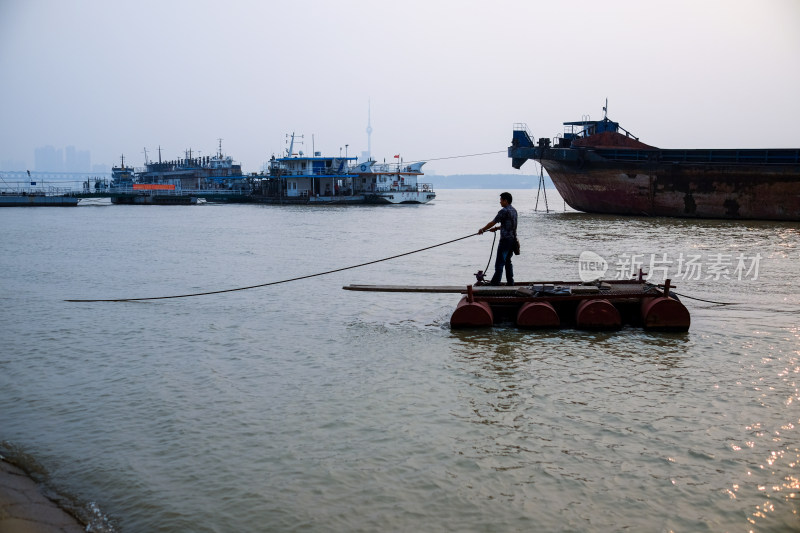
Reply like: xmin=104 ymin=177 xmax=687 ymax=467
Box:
xmin=670 ymin=291 xmax=739 ymax=306
xmin=65 ymin=233 xmax=480 ymax=303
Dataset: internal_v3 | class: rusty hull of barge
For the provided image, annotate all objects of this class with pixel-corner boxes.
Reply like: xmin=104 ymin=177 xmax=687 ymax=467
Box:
xmin=509 ymin=118 xmax=800 ymax=221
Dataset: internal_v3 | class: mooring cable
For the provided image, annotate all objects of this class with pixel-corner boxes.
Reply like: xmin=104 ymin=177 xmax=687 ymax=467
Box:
xmin=645 ymin=283 xmax=740 ymax=306
xmin=673 ymin=292 xmax=800 ymax=312
xmin=65 ymin=232 xmax=480 ymax=303
xmin=670 ymin=291 xmax=739 ymax=306
xmin=482 ymin=231 xmax=497 ymax=279
xmin=403 ymin=150 xmax=506 ymax=165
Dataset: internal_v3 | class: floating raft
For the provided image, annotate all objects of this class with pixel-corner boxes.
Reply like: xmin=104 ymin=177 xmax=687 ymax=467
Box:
xmin=344 ymin=279 xmax=690 ymax=331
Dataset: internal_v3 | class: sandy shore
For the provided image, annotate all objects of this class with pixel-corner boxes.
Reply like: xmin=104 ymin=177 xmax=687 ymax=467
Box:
xmin=0 ymin=458 xmax=85 ymax=533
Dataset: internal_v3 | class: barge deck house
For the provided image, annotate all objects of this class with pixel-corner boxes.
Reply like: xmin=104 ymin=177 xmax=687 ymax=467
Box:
xmin=269 ymin=153 xmax=359 ymax=204
xmin=110 ymin=155 xmax=135 ymax=188
xmin=263 ymin=134 xmax=359 ymax=204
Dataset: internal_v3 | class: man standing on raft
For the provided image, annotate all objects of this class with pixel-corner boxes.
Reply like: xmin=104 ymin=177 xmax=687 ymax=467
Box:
xmin=478 ymin=191 xmax=518 ymax=286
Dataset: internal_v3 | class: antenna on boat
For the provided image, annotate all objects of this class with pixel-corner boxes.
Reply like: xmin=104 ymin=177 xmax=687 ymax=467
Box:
xmin=143 ymin=147 xmax=149 ymax=165
xmin=286 ymin=133 xmax=303 ymax=157
xmin=603 ymin=98 xmax=608 ymax=119
xmin=158 ymin=146 xmax=162 ymax=164
xmin=218 ymin=138 xmax=223 ymax=158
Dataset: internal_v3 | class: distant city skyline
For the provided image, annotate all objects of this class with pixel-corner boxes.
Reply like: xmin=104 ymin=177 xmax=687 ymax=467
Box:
xmin=1 ymin=145 xmax=110 ymax=174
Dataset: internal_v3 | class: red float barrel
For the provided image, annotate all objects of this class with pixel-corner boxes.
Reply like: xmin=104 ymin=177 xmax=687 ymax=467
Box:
xmin=450 ymin=297 xmax=494 ymax=328
xmin=575 ymin=298 xmax=621 ymax=330
xmin=516 ymin=301 xmax=560 ymax=328
xmin=640 ymin=297 xmax=690 ymax=331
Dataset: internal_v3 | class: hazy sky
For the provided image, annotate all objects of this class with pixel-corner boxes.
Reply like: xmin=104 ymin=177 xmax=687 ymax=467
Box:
xmin=1 ymin=0 xmax=799 ymax=175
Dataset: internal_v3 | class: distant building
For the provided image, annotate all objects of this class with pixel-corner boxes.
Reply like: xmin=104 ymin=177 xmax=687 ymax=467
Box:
xmin=35 ymin=145 xmax=92 ymax=172
xmin=35 ymin=145 xmax=64 ymax=172
xmin=65 ymin=145 xmax=90 ymax=172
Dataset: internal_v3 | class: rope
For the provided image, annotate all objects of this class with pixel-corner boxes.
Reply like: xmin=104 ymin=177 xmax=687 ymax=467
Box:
xmin=673 ymin=292 xmax=799 ymax=312
xmin=65 ymin=232 xmax=480 ymax=303
xmin=645 ymin=282 xmax=740 ymax=305
xmin=483 ymin=231 xmax=497 ymax=277
xmin=671 ymin=291 xmax=739 ymax=306
xmin=404 ymin=150 xmax=506 ymax=165
xmin=645 ymin=281 xmax=740 ymax=305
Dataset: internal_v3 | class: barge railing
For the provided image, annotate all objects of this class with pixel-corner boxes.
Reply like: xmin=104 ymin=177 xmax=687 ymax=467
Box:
xmin=595 ymin=148 xmax=800 ymax=165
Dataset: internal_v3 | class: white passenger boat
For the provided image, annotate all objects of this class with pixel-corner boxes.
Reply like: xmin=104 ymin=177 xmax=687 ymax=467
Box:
xmin=350 ymin=160 xmax=435 ymax=204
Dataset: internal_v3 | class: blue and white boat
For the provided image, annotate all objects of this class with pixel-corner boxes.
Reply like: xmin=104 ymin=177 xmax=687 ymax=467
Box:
xmin=263 ymin=134 xmax=435 ymax=204
xmin=267 ymin=134 xmax=360 ymax=203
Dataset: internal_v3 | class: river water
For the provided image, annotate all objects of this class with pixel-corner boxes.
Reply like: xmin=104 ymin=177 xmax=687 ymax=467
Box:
xmin=1 ymin=190 xmax=798 ymax=532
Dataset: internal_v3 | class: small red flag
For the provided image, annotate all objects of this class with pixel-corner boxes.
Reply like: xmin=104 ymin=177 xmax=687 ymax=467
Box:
xmin=394 ymin=154 xmax=400 ymax=158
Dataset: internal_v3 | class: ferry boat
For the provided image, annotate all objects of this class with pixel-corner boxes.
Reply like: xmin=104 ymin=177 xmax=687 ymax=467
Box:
xmin=509 ymin=106 xmax=800 ymax=221
xmin=350 ymin=159 xmax=435 ymax=204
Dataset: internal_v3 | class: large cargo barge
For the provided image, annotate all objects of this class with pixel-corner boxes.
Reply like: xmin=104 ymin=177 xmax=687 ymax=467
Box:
xmin=111 ymin=144 xmax=248 ymax=192
xmin=104 ymin=146 xmax=250 ymax=204
xmin=509 ymin=110 xmax=800 ymax=221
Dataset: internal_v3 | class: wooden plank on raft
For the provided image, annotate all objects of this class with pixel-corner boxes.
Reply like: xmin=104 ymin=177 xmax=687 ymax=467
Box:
xmin=342 ymin=284 xmax=525 ymax=294
xmin=343 ymin=285 xmax=465 ymax=293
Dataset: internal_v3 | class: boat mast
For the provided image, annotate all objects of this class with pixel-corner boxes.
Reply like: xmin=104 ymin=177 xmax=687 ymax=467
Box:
xmin=285 ymin=132 xmax=304 ymax=157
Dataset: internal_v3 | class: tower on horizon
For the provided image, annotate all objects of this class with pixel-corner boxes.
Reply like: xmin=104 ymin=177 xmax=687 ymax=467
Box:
xmin=365 ymin=100 xmax=372 ymax=161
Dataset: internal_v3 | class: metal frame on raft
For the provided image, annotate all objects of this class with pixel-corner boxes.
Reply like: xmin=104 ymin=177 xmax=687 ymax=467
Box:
xmin=343 ymin=278 xmax=690 ymax=331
